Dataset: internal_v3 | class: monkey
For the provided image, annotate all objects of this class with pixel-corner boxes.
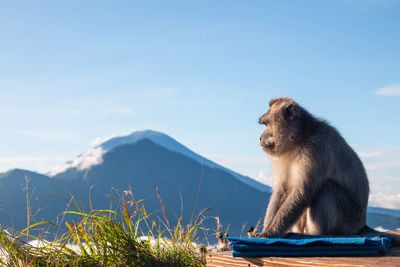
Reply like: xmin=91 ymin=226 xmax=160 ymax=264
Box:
xmin=257 ymin=97 xmax=400 ymax=245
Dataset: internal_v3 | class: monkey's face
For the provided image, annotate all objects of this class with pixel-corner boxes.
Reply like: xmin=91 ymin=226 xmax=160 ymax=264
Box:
xmin=259 ymin=98 xmax=301 ymax=156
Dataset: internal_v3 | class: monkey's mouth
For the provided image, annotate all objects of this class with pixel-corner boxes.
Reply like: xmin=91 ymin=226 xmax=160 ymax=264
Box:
xmin=262 ymin=141 xmax=275 ymax=151
xmin=266 ymin=143 xmax=275 ymax=149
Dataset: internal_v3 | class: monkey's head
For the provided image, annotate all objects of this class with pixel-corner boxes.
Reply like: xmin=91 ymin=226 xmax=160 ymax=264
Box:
xmin=259 ymin=97 xmax=315 ymax=156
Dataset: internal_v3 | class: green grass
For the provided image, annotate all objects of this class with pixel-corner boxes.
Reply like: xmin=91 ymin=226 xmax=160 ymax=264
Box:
xmin=0 ymin=188 xmax=209 ymax=266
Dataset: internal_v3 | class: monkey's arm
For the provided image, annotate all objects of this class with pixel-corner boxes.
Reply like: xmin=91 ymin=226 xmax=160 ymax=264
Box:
xmin=259 ymin=163 xmax=326 ymax=238
xmin=262 ymin=190 xmax=285 ymax=231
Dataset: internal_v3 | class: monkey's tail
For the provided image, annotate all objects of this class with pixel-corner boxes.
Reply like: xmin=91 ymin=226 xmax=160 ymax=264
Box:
xmin=359 ymin=225 xmax=400 ymax=247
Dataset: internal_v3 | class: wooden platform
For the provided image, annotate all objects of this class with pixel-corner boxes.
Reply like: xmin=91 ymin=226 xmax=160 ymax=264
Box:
xmin=206 ymin=231 xmax=400 ymax=267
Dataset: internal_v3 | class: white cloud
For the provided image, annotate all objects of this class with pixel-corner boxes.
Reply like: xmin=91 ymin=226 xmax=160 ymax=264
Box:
xmin=354 ymin=146 xmax=400 ymax=171
xmin=49 ymin=147 xmax=105 ymax=176
xmin=373 ymin=84 xmax=400 ymax=96
xmin=257 ymin=169 xmax=272 ymax=186
xmin=374 ymin=226 xmax=389 ymax=232
xmin=354 ymin=146 xmax=400 ymax=209
xmin=369 ymin=192 xmax=400 ymax=210
xmin=20 ymin=130 xmax=78 ymax=142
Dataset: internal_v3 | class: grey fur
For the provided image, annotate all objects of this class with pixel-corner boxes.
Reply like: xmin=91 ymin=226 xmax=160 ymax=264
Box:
xmin=258 ymin=97 xmax=370 ymax=238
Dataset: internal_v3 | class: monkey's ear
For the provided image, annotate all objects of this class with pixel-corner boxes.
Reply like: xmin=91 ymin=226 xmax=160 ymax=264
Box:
xmin=283 ymin=103 xmax=299 ymax=121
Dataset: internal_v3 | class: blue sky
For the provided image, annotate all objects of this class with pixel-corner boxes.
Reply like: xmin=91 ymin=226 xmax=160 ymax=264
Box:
xmin=1 ymin=0 xmax=400 ymax=208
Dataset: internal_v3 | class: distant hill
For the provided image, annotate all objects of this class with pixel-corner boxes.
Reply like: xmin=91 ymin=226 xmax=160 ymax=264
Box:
xmin=368 ymin=206 xmax=400 ymax=218
xmin=0 ymin=169 xmax=77 ymax=231
xmin=0 ymin=130 xmax=399 ymax=238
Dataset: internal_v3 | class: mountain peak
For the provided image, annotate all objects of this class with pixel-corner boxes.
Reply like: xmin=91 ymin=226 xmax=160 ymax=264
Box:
xmin=2 ymin=168 xmax=34 ymax=176
xmin=51 ymin=130 xmax=270 ymax=192
xmin=99 ymin=130 xmax=169 ymax=151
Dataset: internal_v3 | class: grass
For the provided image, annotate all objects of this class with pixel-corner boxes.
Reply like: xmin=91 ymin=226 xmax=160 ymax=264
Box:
xmin=0 ymin=186 xmax=210 ymax=266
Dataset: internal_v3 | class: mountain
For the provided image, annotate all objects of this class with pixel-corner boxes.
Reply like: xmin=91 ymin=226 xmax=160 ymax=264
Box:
xmin=0 ymin=137 xmax=271 ymax=237
xmin=368 ymin=206 xmax=400 ymax=218
xmin=0 ymin=169 xmax=79 ymax=231
xmin=51 ymin=130 xmax=270 ymax=193
xmin=0 ymin=130 xmax=399 ymax=239
xmin=99 ymin=130 xmax=270 ymax=193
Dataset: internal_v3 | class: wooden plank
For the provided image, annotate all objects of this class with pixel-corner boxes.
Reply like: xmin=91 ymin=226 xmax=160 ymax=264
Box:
xmin=207 ymin=250 xmax=400 ymax=267
xmin=206 ymin=231 xmax=400 ymax=267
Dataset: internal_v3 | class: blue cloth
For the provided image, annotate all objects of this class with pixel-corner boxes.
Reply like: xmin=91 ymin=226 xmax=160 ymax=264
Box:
xmin=224 ymin=234 xmax=392 ymax=257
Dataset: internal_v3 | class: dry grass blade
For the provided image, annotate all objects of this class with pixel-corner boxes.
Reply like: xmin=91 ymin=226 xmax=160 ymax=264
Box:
xmin=194 ymin=207 xmax=213 ymax=226
xmin=156 ymin=187 xmax=170 ymax=229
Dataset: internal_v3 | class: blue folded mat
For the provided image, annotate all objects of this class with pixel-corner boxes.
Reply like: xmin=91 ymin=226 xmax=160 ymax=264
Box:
xmin=224 ymin=234 xmax=392 ymax=257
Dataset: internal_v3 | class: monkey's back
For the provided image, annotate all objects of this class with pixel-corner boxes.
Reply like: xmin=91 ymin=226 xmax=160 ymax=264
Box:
xmin=311 ymin=121 xmax=370 ymax=211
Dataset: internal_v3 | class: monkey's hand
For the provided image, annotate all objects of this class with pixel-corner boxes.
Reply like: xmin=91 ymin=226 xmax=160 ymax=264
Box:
xmin=255 ymin=230 xmax=281 ymax=238
xmin=255 ymin=232 xmax=270 ymax=238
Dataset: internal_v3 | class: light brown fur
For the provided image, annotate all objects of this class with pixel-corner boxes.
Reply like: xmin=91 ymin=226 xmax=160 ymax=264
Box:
xmin=258 ymin=97 xmax=370 ymax=238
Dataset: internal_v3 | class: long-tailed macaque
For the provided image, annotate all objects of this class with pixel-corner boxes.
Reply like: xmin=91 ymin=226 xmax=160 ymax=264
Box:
xmin=258 ymin=97 xmax=399 ymax=245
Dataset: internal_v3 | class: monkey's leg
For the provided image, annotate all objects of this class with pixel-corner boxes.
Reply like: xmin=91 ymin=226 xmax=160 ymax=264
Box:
xmin=290 ymin=209 xmax=308 ymax=234
xmin=306 ymin=180 xmax=366 ymax=235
